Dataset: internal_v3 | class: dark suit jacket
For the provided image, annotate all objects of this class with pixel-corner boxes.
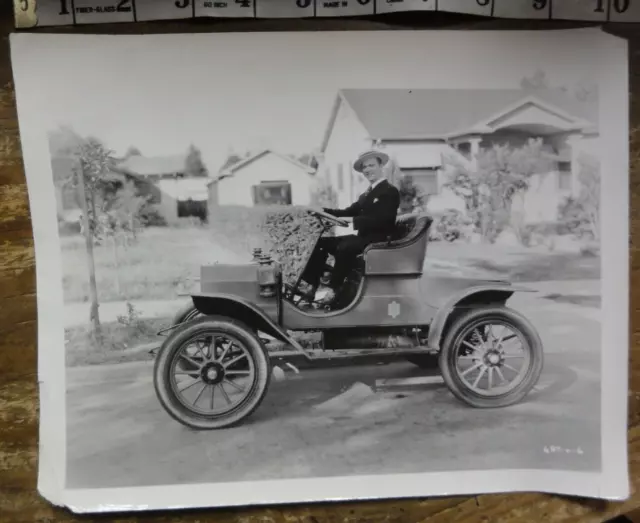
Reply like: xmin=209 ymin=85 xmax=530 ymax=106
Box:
xmin=324 ymin=179 xmax=400 ymax=241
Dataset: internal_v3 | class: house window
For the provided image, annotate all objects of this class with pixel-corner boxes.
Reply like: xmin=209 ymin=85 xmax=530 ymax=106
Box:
xmin=337 ymin=164 xmax=344 ymax=191
xmin=178 ymin=199 xmax=207 ymax=221
xmin=252 ymin=181 xmax=292 ymax=206
xmin=401 ymin=168 xmax=439 ymax=196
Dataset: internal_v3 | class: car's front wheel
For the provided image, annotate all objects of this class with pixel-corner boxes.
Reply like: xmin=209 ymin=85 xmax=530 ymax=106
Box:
xmin=439 ymin=305 xmax=543 ymax=408
xmin=154 ymin=315 xmax=271 ymax=429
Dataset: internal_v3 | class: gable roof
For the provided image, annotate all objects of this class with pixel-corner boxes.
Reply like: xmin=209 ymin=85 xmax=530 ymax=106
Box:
xmin=216 ymin=149 xmax=316 ymax=180
xmin=113 ymin=154 xmax=186 ymax=177
xmin=322 ymin=88 xmax=598 ymax=149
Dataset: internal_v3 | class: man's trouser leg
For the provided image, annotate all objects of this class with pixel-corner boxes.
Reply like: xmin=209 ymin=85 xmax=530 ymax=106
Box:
xmin=329 ymin=235 xmax=368 ymax=290
xmin=302 ymin=236 xmax=341 ymax=289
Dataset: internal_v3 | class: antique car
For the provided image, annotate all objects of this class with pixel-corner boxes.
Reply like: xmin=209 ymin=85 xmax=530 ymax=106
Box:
xmin=153 ymin=209 xmax=544 ymax=430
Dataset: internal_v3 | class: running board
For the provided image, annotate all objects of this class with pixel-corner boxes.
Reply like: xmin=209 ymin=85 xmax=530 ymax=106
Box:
xmin=268 ymin=346 xmax=438 ymax=361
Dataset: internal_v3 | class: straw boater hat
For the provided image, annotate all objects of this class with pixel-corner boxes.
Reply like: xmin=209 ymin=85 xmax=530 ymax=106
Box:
xmin=353 ymin=150 xmax=389 ymax=173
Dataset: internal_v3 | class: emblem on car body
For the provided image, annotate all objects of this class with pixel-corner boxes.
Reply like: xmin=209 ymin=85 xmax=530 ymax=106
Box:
xmin=388 ymin=300 xmax=400 ymax=319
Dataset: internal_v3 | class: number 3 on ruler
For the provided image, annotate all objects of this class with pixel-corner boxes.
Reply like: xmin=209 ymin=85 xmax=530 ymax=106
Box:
xmin=595 ymin=0 xmax=631 ymax=12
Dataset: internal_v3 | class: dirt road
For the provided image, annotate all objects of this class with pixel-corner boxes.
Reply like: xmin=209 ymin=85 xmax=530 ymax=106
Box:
xmin=65 ymin=304 xmax=602 ymax=489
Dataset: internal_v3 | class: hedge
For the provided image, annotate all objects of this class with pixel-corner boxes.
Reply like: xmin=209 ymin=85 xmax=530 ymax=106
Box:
xmin=208 ymin=205 xmax=329 ymax=285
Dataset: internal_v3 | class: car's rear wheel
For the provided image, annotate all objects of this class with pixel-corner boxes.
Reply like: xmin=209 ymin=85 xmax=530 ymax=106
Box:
xmin=154 ymin=315 xmax=271 ymax=429
xmin=439 ymin=306 xmax=543 ymax=408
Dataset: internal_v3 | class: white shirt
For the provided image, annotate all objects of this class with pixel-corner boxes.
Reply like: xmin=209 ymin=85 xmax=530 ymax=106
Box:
xmin=368 ymin=177 xmax=386 ymax=191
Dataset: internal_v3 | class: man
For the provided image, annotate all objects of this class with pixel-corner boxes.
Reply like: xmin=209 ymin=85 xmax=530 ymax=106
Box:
xmin=306 ymin=150 xmax=400 ymax=306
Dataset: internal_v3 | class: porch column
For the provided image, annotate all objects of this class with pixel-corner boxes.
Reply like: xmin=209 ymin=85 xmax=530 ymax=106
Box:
xmin=468 ymin=137 xmax=482 ymax=169
xmin=564 ymin=133 xmax=583 ymax=197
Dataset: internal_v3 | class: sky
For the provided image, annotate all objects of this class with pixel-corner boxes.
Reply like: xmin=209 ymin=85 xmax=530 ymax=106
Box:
xmin=11 ymin=28 xmax=609 ymax=174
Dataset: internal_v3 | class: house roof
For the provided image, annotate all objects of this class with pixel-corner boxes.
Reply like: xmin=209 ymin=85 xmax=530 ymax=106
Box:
xmin=212 ymin=149 xmax=316 ymax=183
xmin=113 ymin=154 xmax=186 ymax=177
xmin=322 ymin=88 xmax=598 ymax=149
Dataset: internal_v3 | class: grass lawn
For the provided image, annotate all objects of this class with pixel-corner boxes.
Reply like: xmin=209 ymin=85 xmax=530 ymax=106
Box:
xmin=60 ymin=226 xmax=246 ymax=304
xmin=65 ymin=316 xmax=170 ymax=367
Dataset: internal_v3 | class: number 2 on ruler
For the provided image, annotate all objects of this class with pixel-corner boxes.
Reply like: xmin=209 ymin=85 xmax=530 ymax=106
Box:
xmin=59 ymin=0 xmax=134 ymax=15
xmin=595 ymin=0 xmax=631 ymax=12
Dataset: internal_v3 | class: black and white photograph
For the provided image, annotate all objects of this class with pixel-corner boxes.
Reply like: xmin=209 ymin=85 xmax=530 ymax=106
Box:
xmin=9 ymin=27 xmax=629 ymax=513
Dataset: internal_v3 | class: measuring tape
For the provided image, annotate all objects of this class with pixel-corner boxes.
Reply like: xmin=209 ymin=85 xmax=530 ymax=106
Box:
xmin=13 ymin=0 xmax=640 ymax=28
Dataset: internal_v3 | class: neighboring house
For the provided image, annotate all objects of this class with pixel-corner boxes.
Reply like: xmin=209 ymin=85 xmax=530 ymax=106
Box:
xmin=207 ymin=149 xmax=317 ymax=208
xmin=317 ymin=88 xmax=599 ymax=224
xmin=112 ymin=152 xmax=210 ymax=223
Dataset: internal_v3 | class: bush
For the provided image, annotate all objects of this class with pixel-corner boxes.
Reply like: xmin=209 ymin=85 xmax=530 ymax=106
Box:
xmin=138 ymin=203 xmax=167 ymax=227
xmin=429 ymin=209 xmax=474 ymax=242
xmin=208 ymin=205 xmax=327 ymax=284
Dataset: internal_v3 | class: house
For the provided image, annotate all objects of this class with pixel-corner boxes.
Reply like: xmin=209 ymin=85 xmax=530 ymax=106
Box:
xmin=317 ymin=88 xmax=599 ymax=225
xmin=112 ymin=152 xmax=210 ymax=223
xmin=207 ymin=149 xmax=317 ymax=208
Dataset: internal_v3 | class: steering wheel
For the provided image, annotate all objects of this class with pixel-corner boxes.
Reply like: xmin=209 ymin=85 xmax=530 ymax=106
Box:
xmin=308 ymin=208 xmax=349 ymax=227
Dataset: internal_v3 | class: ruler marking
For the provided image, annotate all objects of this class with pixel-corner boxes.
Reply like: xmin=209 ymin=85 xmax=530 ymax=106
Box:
xmin=12 ymin=0 xmax=640 ymax=26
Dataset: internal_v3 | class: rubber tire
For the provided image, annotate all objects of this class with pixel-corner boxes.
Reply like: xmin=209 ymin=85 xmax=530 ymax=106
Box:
xmin=171 ymin=302 xmax=202 ymax=327
xmin=438 ymin=305 xmax=544 ymax=408
xmin=153 ymin=315 xmax=272 ymax=430
xmin=405 ymin=354 xmax=440 ymax=369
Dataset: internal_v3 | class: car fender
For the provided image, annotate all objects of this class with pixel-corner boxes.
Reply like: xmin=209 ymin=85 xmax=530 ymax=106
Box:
xmin=190 ymin=293 xmax=302 ymax=349
xmin=426 ymin=284 xmax=536 ymax=351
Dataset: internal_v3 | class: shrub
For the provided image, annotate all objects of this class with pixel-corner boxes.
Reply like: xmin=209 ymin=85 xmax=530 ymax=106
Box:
xmin=429 ymin=209 xmax=474 ymax=242
xmin=208 ymin=205 xmax=327 ymax=284
xmin=138 ymin=203 xmax=167 ymax=227
xmin=557 ymin=154 xmax=600 ymax=241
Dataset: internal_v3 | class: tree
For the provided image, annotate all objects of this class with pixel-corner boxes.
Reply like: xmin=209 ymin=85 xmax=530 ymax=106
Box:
xmin=310 ymin=177 xmax=338 ymax=208
xmin=443 ymin=138 xmax=554 ymax=243
xmin=61 ymin=132 xmax=118 ymax=342
xmin=99 ymin=181 xmax=149 ymax=297
xmin=184 ymin=144 xmax=208 ymax=177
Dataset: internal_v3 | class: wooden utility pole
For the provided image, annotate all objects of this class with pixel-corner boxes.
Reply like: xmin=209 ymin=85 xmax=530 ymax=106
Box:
xmin=76 ymin=161 xmax=101 ymax=343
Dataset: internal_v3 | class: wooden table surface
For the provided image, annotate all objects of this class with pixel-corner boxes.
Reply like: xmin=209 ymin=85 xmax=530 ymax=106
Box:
xmin=1 ymin=3 xmax=640 ymax=522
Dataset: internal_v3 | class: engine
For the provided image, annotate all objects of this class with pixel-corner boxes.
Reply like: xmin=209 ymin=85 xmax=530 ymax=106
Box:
xmin=198 ymin=248 xmax=282 ymax=319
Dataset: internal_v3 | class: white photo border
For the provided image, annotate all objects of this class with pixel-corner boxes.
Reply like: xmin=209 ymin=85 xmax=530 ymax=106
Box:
xmin=8 ymin=26 xmax=630 ymax=514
